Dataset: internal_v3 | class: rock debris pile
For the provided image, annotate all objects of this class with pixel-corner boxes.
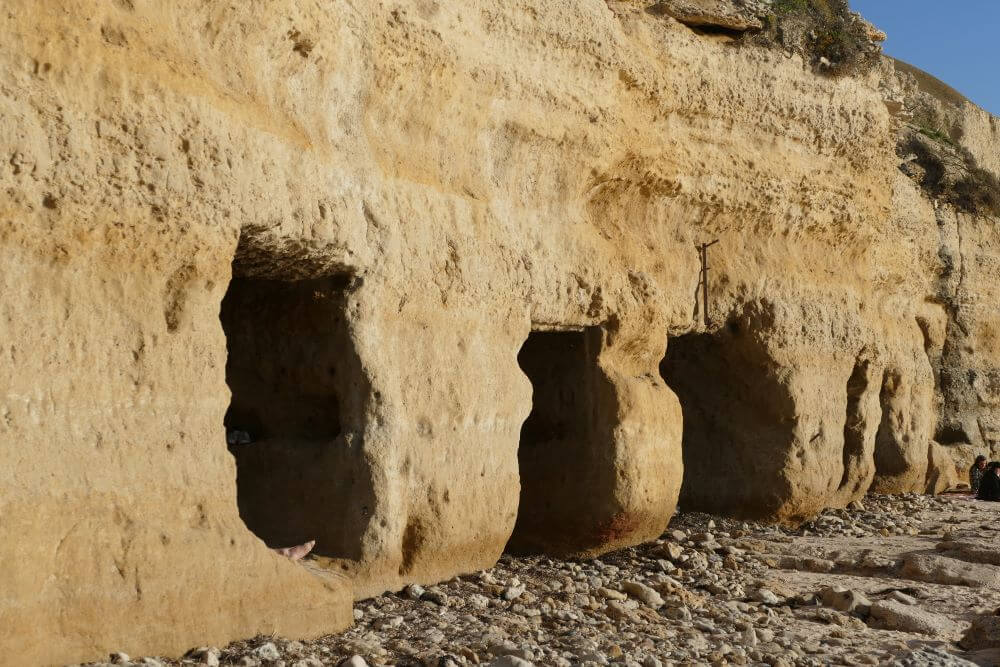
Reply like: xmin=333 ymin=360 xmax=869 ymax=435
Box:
xmin=791 ymin=495 xmax=929 ymax=538
xmin=73 ymin=494 xmax=1000 ymax=667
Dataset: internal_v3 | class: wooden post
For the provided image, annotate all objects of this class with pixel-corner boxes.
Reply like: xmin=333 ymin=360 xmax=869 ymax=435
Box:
xmin=697 ymin=240 xmax=719 ymax=327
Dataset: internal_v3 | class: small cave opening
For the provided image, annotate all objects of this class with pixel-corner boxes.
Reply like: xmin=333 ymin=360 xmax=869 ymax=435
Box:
xmin=660 ymin=327 xmax=794 ymax=519
xmin=220 ymin=268 xmax=373 ymax=561
xmin=506 ymin=327 xmax=605 ymax=555
xmin=223 ymin=276 xmax=348 ymax=444
xmin=934 ymin=422 xmax=971 ymax=446
xmin=870 ymin=369 xmax=916 ymax=491
xmin=872 ymin=370 xmax=901 ymax=471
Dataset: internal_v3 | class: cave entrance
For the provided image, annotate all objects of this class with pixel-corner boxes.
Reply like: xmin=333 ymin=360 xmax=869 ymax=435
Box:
xmin=660 ymin=331 xmax=725 ymax=514
xmin=220 ymin=269 xmax=373 ymax=561
xmin=660 ymin=326 xmax=794 ymax=519
xmin=839 ymin=359 xmax=871 ymax=488
xmin=223 ymin=276 xmax=348 ymax=445
xmin=507 ymin=327 xmax=605 ymax=555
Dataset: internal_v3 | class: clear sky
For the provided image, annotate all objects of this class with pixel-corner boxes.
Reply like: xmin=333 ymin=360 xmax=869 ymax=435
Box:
xmin=849 ymin=0 xmax=999 ymax=116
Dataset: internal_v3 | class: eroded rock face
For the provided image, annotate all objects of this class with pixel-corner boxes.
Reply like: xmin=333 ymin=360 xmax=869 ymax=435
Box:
xmin=662 ymin=294 xmax=935 ymax=521
xmin=884 ymin=58 xmax=1000 ymax=474
xmin=1 ymin=0 xmax=998 ymax=663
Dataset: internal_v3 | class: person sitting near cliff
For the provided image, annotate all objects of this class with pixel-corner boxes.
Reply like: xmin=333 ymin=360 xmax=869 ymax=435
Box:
xmin=976 ymin=461 xmax=1000 ymax=501
xmin=273 ymin=540 xmax=316 ymax=561
xmin=970 ymin=455 xmax=988 ymax=495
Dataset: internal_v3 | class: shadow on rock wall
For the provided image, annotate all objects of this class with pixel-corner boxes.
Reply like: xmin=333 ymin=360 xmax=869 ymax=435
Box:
xmin=662 ymin=299 xmax=934 ymax=523
xmin=660 ymin=306 xmax=797 ymax=521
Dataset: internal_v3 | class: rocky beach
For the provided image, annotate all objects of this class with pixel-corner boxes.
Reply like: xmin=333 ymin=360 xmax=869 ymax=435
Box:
xmin=77 ymin=493 xmax=1000 ymax=667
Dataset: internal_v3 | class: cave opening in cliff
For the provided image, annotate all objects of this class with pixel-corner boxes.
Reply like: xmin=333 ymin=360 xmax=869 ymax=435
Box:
xmin=506 ymin=326 xmax=604 ymax=555
xmin=870 ymin=369 xmax=913 ymax=492
xmin=222 ymin=275 xmax=348 ymax=445
xmin=660 ymin=331 xmax=719 ymax=513
xmin=660 ymin=325 xmax=795 ymax=519
xmin=220 ymin=265 xmax=374 ymax=563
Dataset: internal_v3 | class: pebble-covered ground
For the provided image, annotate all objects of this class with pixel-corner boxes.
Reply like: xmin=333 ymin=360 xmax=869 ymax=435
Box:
xmin=74 ymin=494 xmax=1000 ymax=667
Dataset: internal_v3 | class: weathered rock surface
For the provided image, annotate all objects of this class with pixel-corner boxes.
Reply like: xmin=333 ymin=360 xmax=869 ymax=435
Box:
xmin=891 ymin=647 xmax=979 ymax=667
xmin=2 ymin=0 xmax=999 ymax=664
xmin=960 ymin=615 xmax=1000 ymax=650
xmin=869 ymin=599 xmax=960 ymax=636
xmin=881 ymin=57 xmax=1000 ymax=478
xmin=936 ymin=538 xmax=1000 ymax=566
xmin=901 ymin=553 xmax=1000 ymax=588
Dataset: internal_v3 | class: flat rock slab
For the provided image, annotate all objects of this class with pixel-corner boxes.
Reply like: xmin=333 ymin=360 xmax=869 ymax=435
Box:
xmin=901 ymin=553 xmax=1000 ymax=587
xmin=869 ymin=599 xmax=961 ymax=636
xmin=936 ymin=539 xmax=1000 ymax=566
xmin=649 ymin=0 xmax=763 ymax=31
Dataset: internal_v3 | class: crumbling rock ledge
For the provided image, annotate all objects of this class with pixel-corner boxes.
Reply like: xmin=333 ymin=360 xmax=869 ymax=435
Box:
xmin=649 ymin=0 xmax=764 ymax=31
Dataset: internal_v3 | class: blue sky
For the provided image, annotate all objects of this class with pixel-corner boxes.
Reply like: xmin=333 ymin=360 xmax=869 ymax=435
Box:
xmin=849 ymin=0 xmax=999 ymax=116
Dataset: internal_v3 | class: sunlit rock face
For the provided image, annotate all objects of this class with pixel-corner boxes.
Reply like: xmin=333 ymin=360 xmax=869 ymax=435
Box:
xmin=1 ymin=1 xmax=997 ymax=663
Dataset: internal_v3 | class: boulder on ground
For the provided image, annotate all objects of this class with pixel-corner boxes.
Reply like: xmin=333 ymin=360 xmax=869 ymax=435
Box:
xmin=819 ymin=586 xmax=872 ymax=615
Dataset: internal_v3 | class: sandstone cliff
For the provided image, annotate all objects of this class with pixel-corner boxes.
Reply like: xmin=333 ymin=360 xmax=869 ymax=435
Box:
xmin=1 ymin=1 xmax=997 ymax=664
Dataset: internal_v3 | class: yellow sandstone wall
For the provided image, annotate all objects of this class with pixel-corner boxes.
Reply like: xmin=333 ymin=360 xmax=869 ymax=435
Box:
xmin=1 ymin=1 xmax=996 ymax=664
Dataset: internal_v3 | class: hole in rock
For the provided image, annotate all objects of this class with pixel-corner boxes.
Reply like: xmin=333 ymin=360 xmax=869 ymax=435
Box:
xmin=660 ymin=328 xmax=795 ymax=520
xmin=686 ymin=24 xmax=750 ymax=40
xmin=507 ymin=327 xmax=604 ymax=555
xmin=220 ymin=268 xmax=373 ymax=560
xmin=934 ymin=422 xmax=970 ymax=446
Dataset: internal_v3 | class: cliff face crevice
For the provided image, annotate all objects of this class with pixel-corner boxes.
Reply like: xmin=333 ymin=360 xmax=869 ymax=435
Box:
xmin=836 ymin=354 xmax=880 ymax=500
xmin=1 ymin=1 xmax=998 ymax=663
